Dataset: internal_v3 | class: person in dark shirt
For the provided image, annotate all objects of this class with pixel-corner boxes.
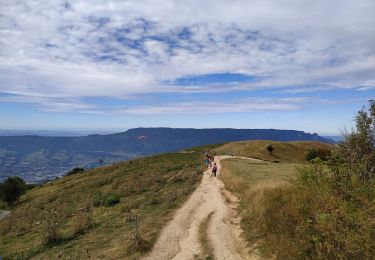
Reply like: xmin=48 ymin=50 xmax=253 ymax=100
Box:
xmin=212 ymin=163 xmax=217 ymax=177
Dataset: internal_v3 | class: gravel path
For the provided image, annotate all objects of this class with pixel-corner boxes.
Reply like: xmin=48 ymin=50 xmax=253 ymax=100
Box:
xmin=143 ymin=156 xmax=261 ymax=260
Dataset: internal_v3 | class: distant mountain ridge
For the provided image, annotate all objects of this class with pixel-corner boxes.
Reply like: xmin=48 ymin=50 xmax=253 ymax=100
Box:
xmin=0 ymin=128 xmax=334 ymax=183
xmin=0 ymin=129 xmax=119 ymax=137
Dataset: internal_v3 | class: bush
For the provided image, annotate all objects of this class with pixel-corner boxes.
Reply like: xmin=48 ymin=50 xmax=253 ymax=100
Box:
xmin=266 ymin=144 xmax=274 ymax=154
xmin=66 ymin=167 xmax=85 ymax=176
xmin=73 ymin=211 xmax=91 ymax=235
xmin=306 ymin=148 xmax=331 ymax=161
xmin=104 ymin=193 xmax=120 ymax=207
xmin=43 ymin=207 xmax=65 ymax=244
xmin=92 ymin=192 xmax=120 ymax=207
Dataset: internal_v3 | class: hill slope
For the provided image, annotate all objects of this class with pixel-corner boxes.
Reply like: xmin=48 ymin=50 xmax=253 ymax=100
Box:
xmin=0 ymin=128 xmax=334 ymax=183
xmin=0 ymin=141 xmax=332 ymax=259
xmin=0 ymin=144 xmax=217 ymax=259
xmin=215 ymin=140 xmax=334 ymax=163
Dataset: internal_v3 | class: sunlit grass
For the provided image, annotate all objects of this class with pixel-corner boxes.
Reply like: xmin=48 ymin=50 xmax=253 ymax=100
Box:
xmin=0 ymin=144 xmax=218 ymax=259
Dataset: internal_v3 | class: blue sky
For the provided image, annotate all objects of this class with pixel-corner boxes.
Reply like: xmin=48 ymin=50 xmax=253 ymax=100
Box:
xmin=1 ymin=1 xmax=375 ymax=135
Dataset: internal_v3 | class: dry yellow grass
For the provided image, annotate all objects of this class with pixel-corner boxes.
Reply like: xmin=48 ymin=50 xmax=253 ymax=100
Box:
xmin=219 ymin=157 xmax=300 ymax=255
xmin=218 ymin=141 xmax=334 ymax=256
xmin=216 ymin=140 xmax=334 ymax=163
xmin=220 ymin=158 xmax=298 ymax=200
xmin=217 ymin=141 xmax=334 ymax=237
xmin=221 ymin=154 xmax=375 ymax=259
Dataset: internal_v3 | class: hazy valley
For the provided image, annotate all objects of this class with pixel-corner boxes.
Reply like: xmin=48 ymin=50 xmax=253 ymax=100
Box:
xmin=0 ymin=128 xmax=333 ymax=183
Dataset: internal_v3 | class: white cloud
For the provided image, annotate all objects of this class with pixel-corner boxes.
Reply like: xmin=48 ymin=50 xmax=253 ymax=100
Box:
xmin=115 ymin=97 xmax=307 ymax=115
xmin=0 ymin=93 xmax=307 ymax=115
xmin=0 ymin=0 xmax=374 ymax=111
xmin=357 ymin=80 xmax=375 ymax=91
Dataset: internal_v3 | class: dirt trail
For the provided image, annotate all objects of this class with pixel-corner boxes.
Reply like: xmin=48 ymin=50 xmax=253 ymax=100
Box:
xmin=0 ymin=210 xmax=10 ymax=222
xmin=143 ymin=156 xmax=262 ymax=260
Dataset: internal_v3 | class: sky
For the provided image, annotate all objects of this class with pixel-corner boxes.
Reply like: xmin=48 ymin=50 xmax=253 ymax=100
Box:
xmin=1 ymin=0 xmax=375 ymax=135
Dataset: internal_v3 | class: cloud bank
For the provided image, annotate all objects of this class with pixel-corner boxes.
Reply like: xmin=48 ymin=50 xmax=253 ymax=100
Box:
xmin=0 ymin=0 xmax=374 ymax=115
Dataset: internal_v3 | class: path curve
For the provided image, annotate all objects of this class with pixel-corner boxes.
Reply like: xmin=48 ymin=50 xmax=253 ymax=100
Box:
xmin=0 ymin=210 xmax=10 ymax=222
xmin=143 ymin=156 xmax=262 ymax=260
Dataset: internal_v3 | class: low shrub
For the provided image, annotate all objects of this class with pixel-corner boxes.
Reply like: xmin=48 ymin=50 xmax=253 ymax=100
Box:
xmin=124 ymin=199 xmax=140 ymax=211
xmin=73 ymin=211 xmax=91 ymax=235
xmin=104 ymin=193 xmax=120 ymax=207
xmin=92 ymin=192 xmax=120 ymax=207
xmin=266 ymin=144 xmax=274 ymax=154
xmin=306 ymin=148 xmax=331 ymax=161
xmin=43 ymin=208 xmax=64 ymax=244
xmin=92 ymin=192 xmax=103 ymax=207
xmin=66 ymin=167 xmax=85 ymax=176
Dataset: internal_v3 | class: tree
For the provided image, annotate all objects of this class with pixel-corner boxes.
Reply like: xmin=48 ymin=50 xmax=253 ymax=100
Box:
xmin=333 ymin=100 xmax=375 ymax=186
xmin=0 ymin=176 xmax=27 ymax=206
xmin=267 ymin=144 xmax=274 ymax=154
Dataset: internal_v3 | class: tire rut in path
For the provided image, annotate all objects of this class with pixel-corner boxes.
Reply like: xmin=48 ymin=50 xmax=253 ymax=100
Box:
xmin=143 ymin=156 xmax=261 ymax=260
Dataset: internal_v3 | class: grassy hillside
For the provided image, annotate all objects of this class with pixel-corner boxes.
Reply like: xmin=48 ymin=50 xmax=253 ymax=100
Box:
xmin=218 ymin=141 xmax=335 ymax=257
xmin=216 ymin=140 xmax=334 ymax=163
xmin=0 ymin=140 xmax=336 ymax=259
xmin=219 ymin=137 xmax=375 ymax=259
xmin=0 ymin=144 xmax=218 ymax=260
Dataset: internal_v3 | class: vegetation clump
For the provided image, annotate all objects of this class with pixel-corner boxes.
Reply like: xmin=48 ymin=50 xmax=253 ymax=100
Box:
xmin=306 ymin=148 xmax=332 ymax=161
xmin=0 ymin=176 xmax=28 ymax=206
xmin=255 ymin=100 xmax=375 ymax=259
xmin=43 ymin=207 xmax=65 ymax=244
xmin=266 ymin=144 xmax=274 ymax=154
xmin=218 ymin=100 xmax=374 ymax=259
xmin=66 ymin=167 xmax=85 ymax=176
xmin=73 ymin=210 xmax=92 ymax=235
xmin=104 ymin=193 xmax=120 ymax=207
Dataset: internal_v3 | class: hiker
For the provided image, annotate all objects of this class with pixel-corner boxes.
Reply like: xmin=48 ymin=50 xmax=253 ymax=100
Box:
xmin=212 ymin=163 xmax=217 ymax=177
xmin=204 ymin=158 xmax=209 ymax=167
